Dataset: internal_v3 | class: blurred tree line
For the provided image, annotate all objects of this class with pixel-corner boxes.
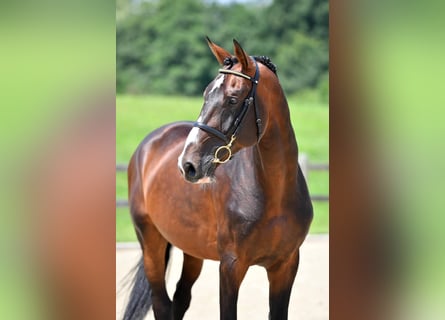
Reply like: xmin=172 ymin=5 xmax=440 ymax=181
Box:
xmin=117 ymin=0 xmax=328 ymax=99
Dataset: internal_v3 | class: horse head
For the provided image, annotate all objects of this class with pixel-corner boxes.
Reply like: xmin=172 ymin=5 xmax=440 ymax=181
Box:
xmin=178 ymin=38 xmax=275 ymax=184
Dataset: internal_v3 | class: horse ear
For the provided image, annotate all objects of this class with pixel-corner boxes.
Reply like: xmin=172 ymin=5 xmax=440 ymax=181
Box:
xmin=206 ymin=36 xmax=231 ymax=65
xmin=233 ymin=39 xmax=252 ymax=72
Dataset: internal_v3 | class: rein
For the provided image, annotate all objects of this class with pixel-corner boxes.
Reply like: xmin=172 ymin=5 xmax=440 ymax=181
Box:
xmin=193 ymin=59 xmax=261 ymax=163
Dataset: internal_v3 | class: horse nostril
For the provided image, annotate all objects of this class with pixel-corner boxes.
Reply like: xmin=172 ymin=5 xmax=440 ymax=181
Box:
xmin=183 ymin=162 xmax=197 ymax=178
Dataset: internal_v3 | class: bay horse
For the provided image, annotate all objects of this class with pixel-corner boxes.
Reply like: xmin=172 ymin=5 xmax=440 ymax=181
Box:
xmin=123 ymin=38 xmax=313 ymax=320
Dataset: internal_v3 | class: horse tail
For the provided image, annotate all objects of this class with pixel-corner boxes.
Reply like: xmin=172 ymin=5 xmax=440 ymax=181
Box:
xmin=122 ymin=243 xmax=172 ymax=320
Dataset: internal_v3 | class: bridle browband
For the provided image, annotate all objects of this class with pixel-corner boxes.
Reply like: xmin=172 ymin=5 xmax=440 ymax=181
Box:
xmin=193 ymin=58 xmax=261 ymax=163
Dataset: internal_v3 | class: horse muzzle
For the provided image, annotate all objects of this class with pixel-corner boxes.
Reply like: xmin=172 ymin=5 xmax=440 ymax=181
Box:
xmin=178 ymin=156 xmax=215 ymax=184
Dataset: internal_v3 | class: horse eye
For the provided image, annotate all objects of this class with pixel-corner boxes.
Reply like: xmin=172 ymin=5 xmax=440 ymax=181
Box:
xmin=228 ymin=97 xmax=238 ymax=105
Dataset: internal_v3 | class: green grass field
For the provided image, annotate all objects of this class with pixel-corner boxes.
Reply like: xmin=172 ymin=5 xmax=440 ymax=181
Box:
xmin=117 ymin=94 xmax=329 ymax=241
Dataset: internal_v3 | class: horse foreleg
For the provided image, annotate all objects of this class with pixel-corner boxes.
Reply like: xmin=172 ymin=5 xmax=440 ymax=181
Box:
xmin=266 ymin=249 xmax=300 ymax=320
xmin=140 ymin=225 xmax=172 ymax=320
xmin=219 ymin=255 xmax=249 ymax=320
xmin=172 ymin=253 xmax=203 ymax=319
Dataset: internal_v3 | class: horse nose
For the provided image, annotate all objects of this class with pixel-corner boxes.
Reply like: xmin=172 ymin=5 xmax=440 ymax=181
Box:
xmin=183 ymin=162 xmax=197 ymax=178
xmin=181 ymin=161 xmax=202 ymax=183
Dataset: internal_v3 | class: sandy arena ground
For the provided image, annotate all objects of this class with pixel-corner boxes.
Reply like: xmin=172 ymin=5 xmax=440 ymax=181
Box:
xmin=116 ymin=234 xmax=328 ymax=319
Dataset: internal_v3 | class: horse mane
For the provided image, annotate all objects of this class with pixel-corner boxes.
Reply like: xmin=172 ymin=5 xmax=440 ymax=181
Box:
xmin=253 ymin=56 xmax=277 ymax=74
xmin=223 ymin=56 xmax=277 ymax=74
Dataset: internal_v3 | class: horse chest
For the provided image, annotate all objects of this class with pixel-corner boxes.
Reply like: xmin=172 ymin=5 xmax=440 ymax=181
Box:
xmin=217 ymin=193 xmax=301 ymax=262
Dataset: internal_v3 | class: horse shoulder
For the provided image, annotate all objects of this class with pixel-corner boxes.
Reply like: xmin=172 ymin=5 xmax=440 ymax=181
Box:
xmin=284 ymin=165 xmax=313 ymax=229
xmin=128 ymin=122 xmax=192 ymax=220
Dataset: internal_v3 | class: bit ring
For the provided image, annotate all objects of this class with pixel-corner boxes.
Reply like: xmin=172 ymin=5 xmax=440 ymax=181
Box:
xmin=212 ymin=135 xmax=236 ymax=164
xmin=213 ymin=145 xmax=232 ymax=164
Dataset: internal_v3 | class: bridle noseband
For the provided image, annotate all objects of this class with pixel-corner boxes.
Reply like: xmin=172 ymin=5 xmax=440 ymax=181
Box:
xmin=193 ymin=59 xmax=261 ymax=164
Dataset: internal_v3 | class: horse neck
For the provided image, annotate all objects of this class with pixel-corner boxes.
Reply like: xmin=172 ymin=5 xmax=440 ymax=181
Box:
xmin=254 ymin=95 xmax=299 ymax=193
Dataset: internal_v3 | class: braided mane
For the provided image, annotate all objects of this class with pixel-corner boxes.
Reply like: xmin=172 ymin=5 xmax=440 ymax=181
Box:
xmin=253 ymin=56 xmax=277 ymax=74
xmin=223 ymin=56 xmax=277 ymax=74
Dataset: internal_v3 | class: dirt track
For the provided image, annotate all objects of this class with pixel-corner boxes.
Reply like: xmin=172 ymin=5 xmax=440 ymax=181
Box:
xmin=116 ymin=234 xmax=328 ymax=319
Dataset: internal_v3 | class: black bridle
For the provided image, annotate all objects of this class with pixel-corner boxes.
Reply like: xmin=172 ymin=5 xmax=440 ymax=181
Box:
xmin=193 ymin=59 xmax=261 ymax=163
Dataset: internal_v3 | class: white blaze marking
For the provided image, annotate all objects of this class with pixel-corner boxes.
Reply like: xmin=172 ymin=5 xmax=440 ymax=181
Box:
xmin=178 ymin=74 xmax=224 ymax=171
xmin=178 ymin=116 xmax=202 ymax=168
xmin=209 ymin=74 xmax=225 ymax=95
